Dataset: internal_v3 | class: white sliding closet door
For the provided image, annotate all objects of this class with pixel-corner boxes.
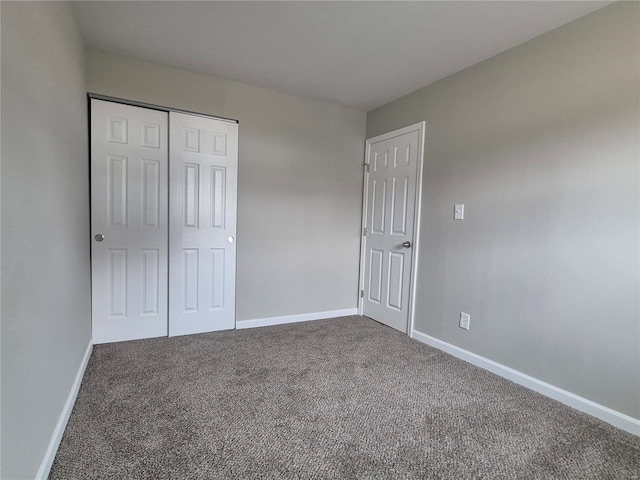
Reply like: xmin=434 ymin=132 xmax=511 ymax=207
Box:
xmin=169 ymin=112 xmax=238 ymax=336
xmin=91 ymin=99 xmax=169 ymax=344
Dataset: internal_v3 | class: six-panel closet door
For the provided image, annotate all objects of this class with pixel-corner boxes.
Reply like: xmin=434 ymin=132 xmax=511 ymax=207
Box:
xmin=90 ymin=99 xmax=238 ymax=344
xmin=169 ymin=112 xmax=238 ymax=336
xmin=91 ymin=99 xmax=169 ymax=343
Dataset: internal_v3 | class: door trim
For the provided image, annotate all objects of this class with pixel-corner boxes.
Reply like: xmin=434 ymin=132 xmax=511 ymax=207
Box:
xmin=358 ymin=122 xmax=426 ymax=335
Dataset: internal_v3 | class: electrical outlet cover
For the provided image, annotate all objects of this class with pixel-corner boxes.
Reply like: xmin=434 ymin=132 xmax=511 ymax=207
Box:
xmin=459 ymin=312 xmax=470 ymax=330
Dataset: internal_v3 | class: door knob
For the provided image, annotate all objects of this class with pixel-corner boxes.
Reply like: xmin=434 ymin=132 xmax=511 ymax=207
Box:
xmin=402 ymin=241 xmax=411 ymax=248
xmin=95 ymin=234 xmax=104 ymax=242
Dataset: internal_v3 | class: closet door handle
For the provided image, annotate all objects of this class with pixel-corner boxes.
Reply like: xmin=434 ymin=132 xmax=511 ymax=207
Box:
xmin=95 ymin=234 xmax=105 ymax=242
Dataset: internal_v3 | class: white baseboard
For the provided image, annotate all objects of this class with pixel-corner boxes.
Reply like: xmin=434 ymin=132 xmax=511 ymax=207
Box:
xmin=36 ymin=341 xmax=93 ymax=480
xmin=237 ymin=308 xmax=358 ymax=330
xmin=411 ymin=329 xmax=640 ymax=437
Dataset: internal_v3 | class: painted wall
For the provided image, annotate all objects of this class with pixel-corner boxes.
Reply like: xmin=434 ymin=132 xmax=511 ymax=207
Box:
xmin=1 ymin=2 xmax=92 ymax=478
xmin=367 ymin=2 xmax=639 ymax=418
xmin=86 ymin=51 xmax=366 ymax=321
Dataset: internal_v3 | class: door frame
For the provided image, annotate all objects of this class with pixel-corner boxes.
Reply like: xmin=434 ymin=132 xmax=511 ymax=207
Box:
xmin=357 ymin=121 xmax=426 ymax=336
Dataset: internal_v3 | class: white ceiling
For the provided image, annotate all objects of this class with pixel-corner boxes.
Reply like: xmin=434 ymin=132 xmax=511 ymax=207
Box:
xmin=73 ymin=1 xmax=612 ymax=111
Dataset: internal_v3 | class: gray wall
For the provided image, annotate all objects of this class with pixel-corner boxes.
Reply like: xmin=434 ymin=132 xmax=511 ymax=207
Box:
xmin=86 ymin=51 xmax=366 ymax=321
xmin=367 ymin=2 xmax=639 ymax=418
xmin=1 ymin=2 xmax=92 ymax=478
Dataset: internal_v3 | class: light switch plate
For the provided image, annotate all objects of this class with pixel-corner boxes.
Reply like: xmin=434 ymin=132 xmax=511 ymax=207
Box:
xmin=454 ymin=204 xmax=464 ymax=220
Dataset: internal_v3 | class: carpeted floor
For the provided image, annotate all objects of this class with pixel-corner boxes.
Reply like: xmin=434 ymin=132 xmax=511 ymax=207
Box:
xmin=50 ymin=316 xmax=639 ymax=479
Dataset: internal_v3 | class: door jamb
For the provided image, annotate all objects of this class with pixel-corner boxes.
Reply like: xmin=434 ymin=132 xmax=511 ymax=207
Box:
xmin=357 ymin=122 xmax=426 ymax=337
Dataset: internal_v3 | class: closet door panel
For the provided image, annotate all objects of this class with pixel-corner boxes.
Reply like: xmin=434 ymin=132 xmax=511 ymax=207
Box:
xmin=91 ymin=99 xmax=169 ymax=343
xmin=169 ymin=112 xmax=238 ymax=336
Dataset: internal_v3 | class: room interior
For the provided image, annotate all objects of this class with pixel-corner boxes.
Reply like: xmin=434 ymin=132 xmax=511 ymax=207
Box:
xmin=1 ymin=1 xmax=639 ymax=478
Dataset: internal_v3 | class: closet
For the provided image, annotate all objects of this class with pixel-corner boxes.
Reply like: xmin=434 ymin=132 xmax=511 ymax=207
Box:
xmin=90 ymin=99 xmax=238 ymax=343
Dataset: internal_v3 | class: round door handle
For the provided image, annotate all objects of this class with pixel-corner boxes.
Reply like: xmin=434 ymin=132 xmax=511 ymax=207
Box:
xmin=402 ymin=241 xmax=412 ymax=248
xmin=95 ymin=234 xmax=104 ymax=242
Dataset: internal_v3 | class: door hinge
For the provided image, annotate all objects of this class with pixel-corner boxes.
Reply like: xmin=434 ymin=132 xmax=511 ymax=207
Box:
xmin=360 ymin=289 xmax=365 ymax=298
xmin=363 ymin=227 xmax=367 ymax=236
xmin=362 ymin=162 xmax=370 ymax=172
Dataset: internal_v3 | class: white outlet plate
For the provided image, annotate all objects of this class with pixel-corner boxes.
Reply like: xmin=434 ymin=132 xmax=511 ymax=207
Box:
xmin=459 ymin=312 xmax=470 ymax=330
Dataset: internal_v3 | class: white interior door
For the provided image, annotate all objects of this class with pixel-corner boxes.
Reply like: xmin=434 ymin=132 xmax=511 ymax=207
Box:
xmin=361 ymin=123 xmax=424 ymax=333
xmin=169 ymin=112 xmax=238 ymax=336
xmin=91 ymin=99 xmax=169 ymax=343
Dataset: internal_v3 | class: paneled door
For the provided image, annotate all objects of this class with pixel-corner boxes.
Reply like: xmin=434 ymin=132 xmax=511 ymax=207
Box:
xmin=361 ymin=123 xmax=424 ymax=333
xmin=91 ymin=99 xmax=169 ymax=343
xmin=169 ymin=112 xmax=238 ymax=336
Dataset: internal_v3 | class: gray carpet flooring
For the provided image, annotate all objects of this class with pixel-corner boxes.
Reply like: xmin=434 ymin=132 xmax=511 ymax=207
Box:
xmin=50 ymin=316 xmax=639 ymax=479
